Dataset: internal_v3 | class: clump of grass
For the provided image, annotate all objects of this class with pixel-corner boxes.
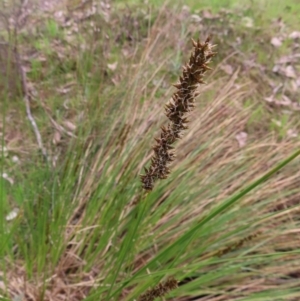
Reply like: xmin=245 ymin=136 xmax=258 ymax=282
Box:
xmin=136 ymin=37 xmax=216 ymax=300
xmin=1 ymin=3 xmax=300 ymax=301
xmin=141 ymin=37 xmax=216 ymax=191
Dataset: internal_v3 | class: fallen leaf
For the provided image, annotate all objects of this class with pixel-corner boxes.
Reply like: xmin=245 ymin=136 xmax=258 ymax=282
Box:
xmin=2 ymin=172 xmax=14 ymax=185
xmin=0 ymin=278 xmax=5 ymax=290
xmin=220 ymin=64 xmax=233 ymax=75
xmin=291 ymin=102 xmax=300 ymax=111
xmin=181 ymin=5 xmax=190 ymax=19
xmin=291 ymin=80 xmax=298 ymax=92
xmin=56 ymin=82 xmax=76 ymax=94
xmin=272 ymin=83 xmax=283 ymax=94
xmin=285 ymin=65 xmax=297 ymax=78
xmin=289 ymin=31 xmax=300 ymax=39
xmin=201 ymin=9 xmax=218 ymax=19
xmin=112 ymin=74 xmax=121 ymax=86
xmin=276 ymin=54 xmax=300 ymax=64
xmin=122 ymin=48 xmax=130 ymax=58
xmin=53 ymin=131 xmax=61 ymax=145
xmin=107 ymin=61 xmax=118 ymax=71
xmin=264 ymin=96 xmax=274 ymax=103
xmin=272 ymin=65 xmax=297 ymax=78
xmin=273 ymin=17 xmax=285 ymax=31
xmin=236 ymin=37 xmax=242 ymax=45
xmin=63 ymin=121 xmax=76 ymax=131
xmin=6 ymin=208 xmax=20 ymax=221
xmin=265 ymin=95 xmax=293 ymax=106
xmin=12 ymin=294 xmax=25 ymax=301
xmin=287 ymin=129 xmax=298 ymax=138
xmin=235 ymin=132 xmax=247 ymax=148
xmin=271 ymin=37 xmax=282 ymax=47
xmin=190 ymin=14 xmax=202 ymax=22
xmin=272 ymin=65 xmax=280 ymax=73
xmin=279 ymin=95 xmax=292 ymax=106
xmin=12 ymin=156 xmax=20 ymax=163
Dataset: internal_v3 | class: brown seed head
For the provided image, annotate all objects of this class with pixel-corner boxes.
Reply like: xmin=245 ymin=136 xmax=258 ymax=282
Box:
xmin=138 ymin=277 xmax=178 ymax=301
xmin=140 ymin=37 xmax=216 ymax=191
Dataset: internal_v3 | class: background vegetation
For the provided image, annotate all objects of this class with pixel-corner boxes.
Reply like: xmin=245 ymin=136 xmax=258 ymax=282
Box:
xmin=0 ymin=0 xmax=300 ymax=300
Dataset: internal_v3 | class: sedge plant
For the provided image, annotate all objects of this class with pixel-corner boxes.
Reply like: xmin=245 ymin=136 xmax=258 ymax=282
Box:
xmin=1 ymin=4 xmax=300 ymax=301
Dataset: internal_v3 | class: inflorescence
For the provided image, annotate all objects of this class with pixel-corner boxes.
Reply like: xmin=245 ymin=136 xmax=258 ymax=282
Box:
xmin=140 ymin=37 xmax=216 ymax=191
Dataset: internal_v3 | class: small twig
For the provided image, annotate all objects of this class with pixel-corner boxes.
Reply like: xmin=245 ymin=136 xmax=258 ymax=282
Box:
xmin=48 ymin=114 xmax=77 ymax=139
xmin=15 ymin=49 xmax=49 ymax=162
xmin=6 ymin=2 xmax=49 ymax=163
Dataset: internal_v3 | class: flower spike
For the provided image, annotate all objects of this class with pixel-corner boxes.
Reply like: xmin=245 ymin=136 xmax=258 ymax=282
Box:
xmin=140 ymin=37 xmax=216 ymax=191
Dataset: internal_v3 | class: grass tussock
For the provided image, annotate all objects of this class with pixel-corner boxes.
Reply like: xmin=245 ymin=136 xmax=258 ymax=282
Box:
xmin=0 ymin=2 xmax=300 ymax=301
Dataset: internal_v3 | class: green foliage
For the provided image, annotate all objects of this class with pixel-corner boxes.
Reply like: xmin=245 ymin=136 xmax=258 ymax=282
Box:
xmin=45 ymin=19 xmax=62 ymax=39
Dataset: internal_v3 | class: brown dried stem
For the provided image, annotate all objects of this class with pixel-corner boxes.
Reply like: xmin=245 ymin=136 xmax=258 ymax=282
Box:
xmin=140 ymin=37 xmax=216 ymax=191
